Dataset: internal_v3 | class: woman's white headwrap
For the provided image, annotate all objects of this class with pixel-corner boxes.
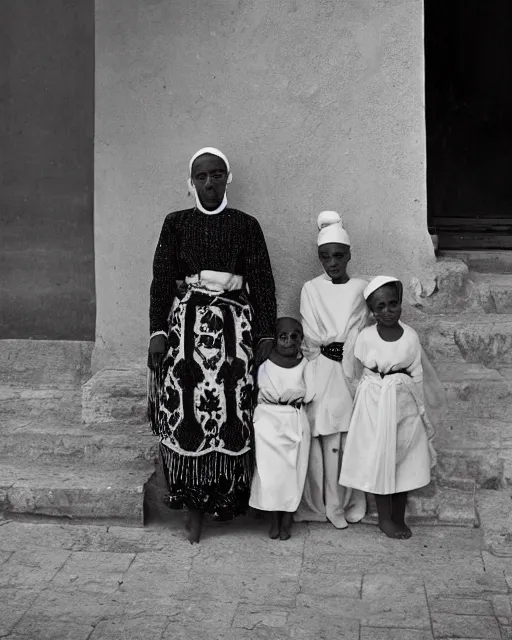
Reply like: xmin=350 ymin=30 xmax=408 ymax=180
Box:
xmin=363 ymin=276 xmax=401 ymax=301
xmin=317 ymin=211 xmax=351 ymax=247
xmin=187 ymin=147 xmax=232 ymax=215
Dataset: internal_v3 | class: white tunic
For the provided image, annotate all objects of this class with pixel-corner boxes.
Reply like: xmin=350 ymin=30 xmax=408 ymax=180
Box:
xmin=300 ymin=276 xmax=369 ymax=436
xmin=249 ymin=359 xmax=312 ymax=512
xmin=339 ymin=323 xmax=435 ymax=495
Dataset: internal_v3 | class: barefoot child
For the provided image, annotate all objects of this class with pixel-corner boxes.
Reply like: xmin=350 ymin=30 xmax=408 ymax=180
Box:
xmin=339 ymin=276 xmax=437 ymax=539
xmin=295 ymin=211 xmax=369 ymax=529
xmin=249 ymin=317 xmax=313 ymax=540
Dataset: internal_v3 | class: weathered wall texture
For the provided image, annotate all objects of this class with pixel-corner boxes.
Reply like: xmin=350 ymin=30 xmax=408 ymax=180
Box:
xmin=94 ymin=0 xmax=435 ymax=369
xmin=0 ymin=0 xmax=95 ymax=340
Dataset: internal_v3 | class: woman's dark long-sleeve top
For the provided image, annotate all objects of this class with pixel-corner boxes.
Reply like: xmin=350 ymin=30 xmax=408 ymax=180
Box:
xmin=149 ymin=208 xmax=277 ymax=343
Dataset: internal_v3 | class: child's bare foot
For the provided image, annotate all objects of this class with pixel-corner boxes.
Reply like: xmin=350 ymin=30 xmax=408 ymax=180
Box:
xmin=187 ymin=509 xmax=203 ymax=544
xmin=378 ymin=518 xmax=406 ymax=539
xmin=280 ymin=512 xmax=293 ymax=540
xmin=269 ymin=512 xmax=281 ymax=539
xmin=395 ymin=523 xmax=412 ymax=539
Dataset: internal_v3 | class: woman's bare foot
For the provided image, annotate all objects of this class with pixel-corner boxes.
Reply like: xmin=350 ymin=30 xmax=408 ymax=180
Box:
xmin=187 ymin=509 xmax=203 ymax=544
xmin=280 ymin=512 xmax=293 ymax=540
xmin=269 ymin=512 xmax=281 ymax=539
xmin=378 ymin=518 xmax=407 ymax=539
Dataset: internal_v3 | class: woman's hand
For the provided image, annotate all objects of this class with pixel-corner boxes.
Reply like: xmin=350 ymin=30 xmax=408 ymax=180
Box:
xmin=254 ymin=339 xmax=273 ymax=367
xmin=148 ymin=334 xmax=167 ymax=370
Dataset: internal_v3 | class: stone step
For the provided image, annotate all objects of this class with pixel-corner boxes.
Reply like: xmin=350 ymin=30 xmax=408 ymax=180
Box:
xmin=477 ymin=489 xmax=512 ymax=556
xmin=415 ymin=313 xmax=512 ymax=367
xmin=363 ymin=485 xmax=478 ymax=527
xmin=473 ymin=273 xmax=512 ymax=314
xmin=82 ymin=367 xmax=147 ymax=424
xmin=436 ymin=362 xmax=512 ymax=419
xmin=411 ymin=257 xmax=473 ymax=313
xmin=0 ymin=386 xmax=83 ymax=422
xmin=434 ymin=417 xmax=512 ymax=489
xmin=0 ymin=419 xmax=158 ymax=465
xmin=442 ymin=250 xmax=512 ymax=274
xmin=0 ymin=459 xmax=155 ymax=525
xmin=0 ymin=339 xmax=93 ymax=388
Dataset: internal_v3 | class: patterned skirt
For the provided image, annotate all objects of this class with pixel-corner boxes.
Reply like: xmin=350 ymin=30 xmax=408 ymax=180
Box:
xmin=148 ymin=287 xmax=255 ymax=517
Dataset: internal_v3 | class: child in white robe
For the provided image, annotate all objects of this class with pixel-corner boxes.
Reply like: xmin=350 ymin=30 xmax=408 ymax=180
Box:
xmin=295 ymin=211 xmax=370 ymax=529
xmin=339 ymin=276 xmax=437 ymax=539
xmin=250 ymin=317 xmax=313 ymax=540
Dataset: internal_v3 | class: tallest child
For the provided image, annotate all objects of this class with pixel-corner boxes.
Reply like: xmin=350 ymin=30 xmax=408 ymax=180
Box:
xmin=296 ymin=211 xmax=369 ymax=529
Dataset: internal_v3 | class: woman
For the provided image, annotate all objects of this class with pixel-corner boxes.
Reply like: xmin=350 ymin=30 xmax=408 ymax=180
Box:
xmin=148 ymin=147 xmax=276 ymax=543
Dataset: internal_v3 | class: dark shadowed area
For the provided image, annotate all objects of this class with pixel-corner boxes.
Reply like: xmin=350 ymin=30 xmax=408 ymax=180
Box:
xmin=0 ymin=0 xmax=95 ymax=339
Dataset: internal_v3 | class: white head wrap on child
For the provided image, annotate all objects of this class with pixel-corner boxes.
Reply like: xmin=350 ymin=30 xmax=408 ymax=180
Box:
xmin=317 ymin=211 xmax=351 ymax=247
xmin=363 ymin=276 xmax=400 ymax=301
xmin=187 ymin=147 xmax=232 ymax=215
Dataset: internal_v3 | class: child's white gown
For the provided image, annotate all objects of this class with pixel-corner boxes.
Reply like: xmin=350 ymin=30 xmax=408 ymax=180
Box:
xmin=295 ymin=275 xmax=370 ymax=528
xmin=339 ymin=323 xmax=436 ymax=495
xmin=249 ymin=359 xmax=312 ymax=512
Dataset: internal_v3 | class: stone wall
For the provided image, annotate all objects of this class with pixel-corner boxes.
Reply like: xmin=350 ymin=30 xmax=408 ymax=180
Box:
xmin=94 ymin=0 xmax=435 ymax=370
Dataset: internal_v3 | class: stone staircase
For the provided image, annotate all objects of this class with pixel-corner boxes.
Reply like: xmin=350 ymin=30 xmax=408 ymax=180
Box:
xmin=2 ymin=251 xmax=512 ymax=528
xmin=402 ymin=251 xmax=512 ymax=525
xmin=0 ymin=341 xmax=156 ymax=525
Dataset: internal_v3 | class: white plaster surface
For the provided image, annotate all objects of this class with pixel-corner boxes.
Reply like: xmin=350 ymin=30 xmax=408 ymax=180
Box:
xmin=94 ymin=0 xmax=435 ymax=369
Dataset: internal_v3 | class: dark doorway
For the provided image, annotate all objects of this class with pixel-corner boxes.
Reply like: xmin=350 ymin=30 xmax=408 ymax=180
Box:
xmin=425 ymin=0 xmax=512 ymax=249
xmin=0 ymin=0 xmax=95 ymax=340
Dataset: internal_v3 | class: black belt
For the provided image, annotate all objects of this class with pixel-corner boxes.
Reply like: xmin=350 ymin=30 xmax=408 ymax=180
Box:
xmin=370 ymin=367 xmax=411 ymax=379
xmin=320 ymin=342 xmax=344 ymax=362
xmin=278 ymin=400 xmax=303 ymax=409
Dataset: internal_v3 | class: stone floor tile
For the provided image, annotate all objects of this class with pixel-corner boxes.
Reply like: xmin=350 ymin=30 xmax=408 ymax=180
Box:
xmin=181 ymin=568 xmax=299 ymax=606
xmin=161 ymin=600 xmax=239 ymax=628
xmin=428 ymin=597 xmax=494 ymax=616
xmin=360 ymin=628 xmax=434 ymax=640
xmin=424 ymin=566 xmax=507 ymax=599
xmin=116 ymin=551 xmax=193 ymax=598
xmin=163 ymin=624 xmax=290 ymax=640
xmin=0 ymin=589 xmax=39 ymax=637
xmin=298 ymin=568 xmax=362 ymax=598
xmin=51 ymin=551 xmax=135 ymax=593
xmin=306 ymin=524 xmax=482 ymax=563
xmin=361 ymin=574 xmax=431 ymax=630
xmin=0 ymin=549 xmax=70 ymax=588
xmin=491 ymin=594 xmax=512 ymax=621
xmin=232 ymin=604 xmax=291 ymax=630
xmin=89 ymin=616 xmax=168 ymax=640
xmin=482 ymin=551 xmax=512 ymax=594
xmin=287 ymin=611 xmax=360 ymax=639
xmin=20 ymin=589 xmax=125 ymax=625
xmin=7 ymin=621 xmax=94 ymax=640
xmin=302 ymin=549 xmax=374 ymax=575
xmin=0 ymin=550 xmax=13 ymax=566
xmin=295 ymin=593 xmax=365 ymax=619
xmin=501 ymin=626 xmax=512 ymax=640
xmin=194 ymin=544 xmax=303 ymax=577
xmin=431 ymin=613 xmax=501 ymax=638
xmin=0 ymin=521 xmax=188 ymax=553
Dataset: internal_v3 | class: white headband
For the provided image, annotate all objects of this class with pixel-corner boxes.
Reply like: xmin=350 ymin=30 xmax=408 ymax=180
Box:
xmin=317 ymin=211 xmax=351 ymax=247
xmin=363 ymin=276 xmax=400 ymax=300
xmin=187 ymin=147 xmax=232 ymax=215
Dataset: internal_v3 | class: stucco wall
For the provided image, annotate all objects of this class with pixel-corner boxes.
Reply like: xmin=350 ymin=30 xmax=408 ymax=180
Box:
xmin=94 ymin=0 xmax=435 ymax=370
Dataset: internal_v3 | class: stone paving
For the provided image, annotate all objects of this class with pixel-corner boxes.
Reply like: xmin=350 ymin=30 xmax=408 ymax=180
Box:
xmin=1 ymin=513 xmax=512 ymax=640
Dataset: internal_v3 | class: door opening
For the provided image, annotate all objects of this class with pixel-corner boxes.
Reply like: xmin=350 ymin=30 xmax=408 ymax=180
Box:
xmin=425 ymin=0 xmax=512 ymax=249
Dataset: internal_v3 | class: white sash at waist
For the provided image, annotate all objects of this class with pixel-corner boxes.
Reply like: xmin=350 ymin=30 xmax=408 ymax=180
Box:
xmin=185 ymin=270 xmax=243 ymax=293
